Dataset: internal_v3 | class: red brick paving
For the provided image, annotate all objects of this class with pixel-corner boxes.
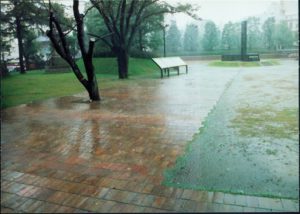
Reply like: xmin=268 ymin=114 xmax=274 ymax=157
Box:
xmin=1 ymin=62 xmax=299 ymax=212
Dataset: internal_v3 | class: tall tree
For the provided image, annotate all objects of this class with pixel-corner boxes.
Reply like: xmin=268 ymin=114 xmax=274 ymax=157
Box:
xmin=90 ymin=0 xmax=201 ymax=79
xmin=262 ymin=17 xmax=276 ymax=50
xmin=246 ymin=17 xmax=262 ymax=50
xmin=131 ymin=9 xmax=164 ymax=56
xmin=47 ymin=0 xmax=100 ymax=101
xmin=166 ymin=20 xmax=182 ymax=53
xmin=202 ymin=20 xmax=219 ymax=51
xmin=221 ymin=21 xmax=240 ymax=50
xmin=183 ymin=23 xmax=199 ymax=52
xmin=274 ymin=20 xmax=294 ymax=49
xmin=23 ymin=30 xmax=41 ymax=70
xmin=0 ymin=9 xmax=13 ymax=76
xmin=85 ymin=6 xmax=113 ymax=56
xmin=1 ymin=0 xmax=48 ymax=74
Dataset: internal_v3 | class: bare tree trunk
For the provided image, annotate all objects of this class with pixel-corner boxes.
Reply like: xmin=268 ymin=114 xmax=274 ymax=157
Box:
xmin=47 ymin=0 xmax=100 ymax=101
xmin=84 ymin=55 xmax=100 ymax=100
xmin=116 ymin=47 xmax=129 ymax=79
xmin=16 ymin=17 xmax=25 ymax=74
xmin=87 ymin=75 xmax=100 ymax=100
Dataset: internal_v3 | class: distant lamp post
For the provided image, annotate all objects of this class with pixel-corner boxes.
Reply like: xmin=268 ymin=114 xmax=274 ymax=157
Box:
xmin=160 ymin=24 xmax=169 ymax=57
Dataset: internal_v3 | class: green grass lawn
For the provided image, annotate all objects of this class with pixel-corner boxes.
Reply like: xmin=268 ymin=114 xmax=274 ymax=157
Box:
xmin=1 ymin=57 xmax=159 ymax=108
xmin=208 ymin=59 xmax=279 ymax=67
xmin=77 ymin=57 xmax=159 ymax=76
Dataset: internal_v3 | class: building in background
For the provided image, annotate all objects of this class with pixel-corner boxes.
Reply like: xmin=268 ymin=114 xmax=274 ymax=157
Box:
xmin=263 ymin=0 xmax=298 ymax=32
xmin=35 ymin=35 xmax=51 ymax=61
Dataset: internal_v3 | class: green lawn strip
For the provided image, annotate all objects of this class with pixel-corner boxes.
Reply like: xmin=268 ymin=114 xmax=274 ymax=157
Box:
xmin=1 ymin=57 xmax=159 ymax=108
xmin=77 ymin=57 xmax=159 ymax=77
xmin=1 ymin=72 xmax=84 ymax=108
xmin=208 ymin=60 xmax=279 ymax=67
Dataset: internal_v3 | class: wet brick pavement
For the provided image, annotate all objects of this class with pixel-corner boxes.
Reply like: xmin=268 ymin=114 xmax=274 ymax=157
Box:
xmin=1 ymin=61 xmax=299 ymax=212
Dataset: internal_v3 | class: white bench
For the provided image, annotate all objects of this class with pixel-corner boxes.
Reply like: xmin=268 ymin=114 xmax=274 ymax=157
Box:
xmin=152 ymin=57 xmax=188 ymax=78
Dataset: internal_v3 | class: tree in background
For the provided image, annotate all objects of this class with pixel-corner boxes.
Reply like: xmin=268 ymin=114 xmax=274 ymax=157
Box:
xmin=1 ymin=1 xmax=73 ymax=74
xmin=221 ymin=21 xmax=240 ymax=51
xmin=202 ymin=20 xmax=219 ymax=51
xmin=1 ymin=0 xmax=48 ymax=74
xmin=131 ymin=10 xmax=164 ymax=57
xmin=47 ymin=0 xmax=100 ymax=101
xmin=85 ymin=3 xmax=164 ymax=58
xmin=85 ymin=6 xmax=113 ymax=57
xmin=183 ymin=23 xmax=199 ymax=52
xmin=23 ymin=30 xmax=42 ymax=70
xmin=66 ymin=31 xmax=80 ymax=59
xmin=262 ymin=17 xmax=276 ymax=50
xmin=274 ymin=20 xmax=294 ymax=50
xmin=0 ymin=9 xmax=13 ymax=76
xmin=166 ymin=20 xmax=182 ymax=53
xmin=246 ymin=17 xmax=262 ymax=50
xmin=90 ymin=0 xmax=201 ymax=79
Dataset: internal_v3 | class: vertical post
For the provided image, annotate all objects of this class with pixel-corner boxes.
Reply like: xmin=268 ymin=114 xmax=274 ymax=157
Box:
xmin=163 ymin=27 xmax=166 ymax=57
xmin=241 ymin=21 xmax=247 ymax=61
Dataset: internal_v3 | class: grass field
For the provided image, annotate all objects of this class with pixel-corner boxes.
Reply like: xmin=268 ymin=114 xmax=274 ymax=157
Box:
xmin=77 ymin=57 xmax=158 ymax=76
xmin=1 ymin=57 xmax=159 ymax=108
xmin=208 ymin=59 xmax=280 ymax=67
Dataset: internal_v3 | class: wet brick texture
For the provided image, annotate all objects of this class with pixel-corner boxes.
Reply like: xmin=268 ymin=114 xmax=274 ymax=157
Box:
xmin=1 ymin=61 xmax=299 ymax=212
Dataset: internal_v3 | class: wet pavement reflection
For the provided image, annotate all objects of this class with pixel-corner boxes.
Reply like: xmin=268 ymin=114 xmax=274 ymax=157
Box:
xmin=1 ymin=61 xmax=241 ymax=211
xmin=2 ymin=62 xmax=238 ymax=184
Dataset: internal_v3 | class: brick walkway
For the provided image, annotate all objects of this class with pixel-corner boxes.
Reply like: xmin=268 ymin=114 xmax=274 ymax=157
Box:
xmin=1 ymin=61 xmax=299 ymax=212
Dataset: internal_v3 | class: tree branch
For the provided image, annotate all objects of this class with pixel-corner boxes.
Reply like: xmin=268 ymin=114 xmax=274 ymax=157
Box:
xmin=47 ymin=1 xmax=87 ymax=84
xmin=119 ymin=0 xmax=126 ymax=37
xmin=83 ymin=4 xmax=95 ymax=18
xmin=124 ymin=0 xmax=136 ymax=34
xmin=73 ymin=0 xmax=86 ymax=56
xmin=87 ymin=32 xmax=114 ymax=48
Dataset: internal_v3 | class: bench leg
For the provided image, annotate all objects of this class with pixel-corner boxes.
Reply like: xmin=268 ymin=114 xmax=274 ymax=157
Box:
xmin=167 ymin=68 xmax=170 ymax=77
xmin=186 ymin=65 xmax=188 ymax=74
xmin=177 ymin=67 xmax=179 ymax=75
xmin=160 ymin=69 xmax=163 ymax=78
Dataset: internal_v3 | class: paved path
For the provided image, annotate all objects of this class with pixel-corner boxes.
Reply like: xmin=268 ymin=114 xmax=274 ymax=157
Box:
xmin=1 ymin=60 xmax=298 ymax=212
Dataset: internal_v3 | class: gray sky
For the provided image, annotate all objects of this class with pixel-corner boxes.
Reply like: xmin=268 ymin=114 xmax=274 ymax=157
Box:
xmin=54 ymin=0 xmax=297 ymax=28
xmin=165 ymin=0 xmax=298 ymax=29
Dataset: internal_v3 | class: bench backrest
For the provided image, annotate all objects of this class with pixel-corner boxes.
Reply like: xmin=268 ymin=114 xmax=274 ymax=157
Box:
xmin=152 ymin=57 xmax=187 ymax=69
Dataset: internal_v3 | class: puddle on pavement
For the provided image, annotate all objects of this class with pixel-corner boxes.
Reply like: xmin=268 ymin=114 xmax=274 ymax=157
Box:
xmin=164 ymin=61 xmax=299 ymax=199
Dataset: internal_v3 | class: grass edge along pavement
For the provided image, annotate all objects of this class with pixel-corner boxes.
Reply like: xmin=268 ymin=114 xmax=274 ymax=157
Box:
xmin=163 ymin=65 xmax=298 ymax=200
xmin=163 ymin=70 xmax=241 ymax=195
xmin=1 ymin=58 xmax=280 ymax=109
xmin=1 ymin=57 xmax=160 ymax=109
xmin=208 ymin=59 xmax=280 ymax=67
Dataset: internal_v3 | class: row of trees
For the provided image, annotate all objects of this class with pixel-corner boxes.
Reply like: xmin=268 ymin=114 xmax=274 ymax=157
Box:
xmin=165 ymin=16 xmax=297 ymax=54
xmin=1 ymin=0 xmax=200 ymax=100
xmin=1 ymin=0 xmax=200 ymax=76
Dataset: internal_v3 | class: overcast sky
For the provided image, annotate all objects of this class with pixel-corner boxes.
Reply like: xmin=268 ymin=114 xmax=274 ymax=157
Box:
xmin=165 ymin=0 xmax=298 ymax=29
xmin=54 ymin=0 xmax=297 ymax=29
